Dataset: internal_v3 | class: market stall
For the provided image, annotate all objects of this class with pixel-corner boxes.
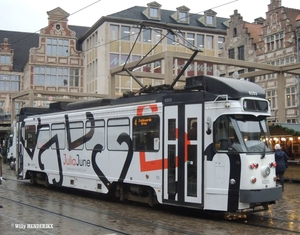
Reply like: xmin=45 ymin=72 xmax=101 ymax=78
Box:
xmin=269 ymin=123 xmax=300 ymax=181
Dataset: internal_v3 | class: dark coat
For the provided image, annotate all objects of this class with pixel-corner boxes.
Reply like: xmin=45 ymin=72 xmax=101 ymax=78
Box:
xmin=275 ymin=149 xmax=289 ymax=173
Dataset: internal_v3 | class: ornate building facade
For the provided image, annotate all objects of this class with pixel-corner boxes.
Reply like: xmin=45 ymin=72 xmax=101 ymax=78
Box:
xmin=219 ymin=0 xmax=300 ymax=123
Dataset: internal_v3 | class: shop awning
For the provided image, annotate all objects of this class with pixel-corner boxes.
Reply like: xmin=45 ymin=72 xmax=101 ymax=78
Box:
xmin=269 ymin=123 xmax=300 ymax=137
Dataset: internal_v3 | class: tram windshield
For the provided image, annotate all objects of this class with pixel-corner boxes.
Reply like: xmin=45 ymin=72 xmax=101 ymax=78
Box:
xmin=214 ymin=114 xmax=272 ymax=153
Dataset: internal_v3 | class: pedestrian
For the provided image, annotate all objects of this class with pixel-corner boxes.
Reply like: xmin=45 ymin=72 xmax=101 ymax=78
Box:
xmin=274 ymin=144 xmax=289 ymax=192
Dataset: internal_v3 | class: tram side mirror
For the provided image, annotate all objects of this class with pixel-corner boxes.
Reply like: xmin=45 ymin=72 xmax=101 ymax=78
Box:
xmin=206 ymin=117 xmax=212 ymax=135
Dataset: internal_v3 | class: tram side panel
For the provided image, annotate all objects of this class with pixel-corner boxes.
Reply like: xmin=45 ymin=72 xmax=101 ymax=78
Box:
xmin=21 ymin=103 xmax=164 ymax=202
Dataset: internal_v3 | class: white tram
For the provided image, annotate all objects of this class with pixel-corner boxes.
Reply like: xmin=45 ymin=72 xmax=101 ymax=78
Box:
xmin=15 ymin=75 xmax=282 ymax=213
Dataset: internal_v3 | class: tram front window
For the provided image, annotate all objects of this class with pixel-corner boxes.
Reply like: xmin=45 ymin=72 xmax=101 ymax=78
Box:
xmin=214 ymin=115 xmax=272 ymax=153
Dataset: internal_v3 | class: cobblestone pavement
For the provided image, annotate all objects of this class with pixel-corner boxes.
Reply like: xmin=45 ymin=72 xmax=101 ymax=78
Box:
xmin=0 ymin=164 xmax=300 ymax=235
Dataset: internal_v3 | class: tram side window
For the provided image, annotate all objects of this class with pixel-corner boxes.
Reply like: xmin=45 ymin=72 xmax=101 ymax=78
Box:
xmin=25 ymin=125 xmax=36 ymax=149
xmin=86 ymin=119 xmax=105 ymax=151
xmin=214 ymin=116 xmax=238 ymax=151
xmin=214 ymin=117 xmax=230 ymax=151
xmin=168 ymin=145 xmax=176 ymax=197
xmin=133 ymin=115 xmax=160 ymax=152
xmin=37 ymin=125 xmax=50 ymax=149
xmin=68 ymin=121 xmax=84 ymax=150
xmin=107 ymin=118 xmax=130 ymax=151
xmin=51 ymin=123 xmax=65 ymax=150
xmin=168 ymin=119 xmax=176 ymax=140
xmin=188 ymin=118 xmax=197 ymax=140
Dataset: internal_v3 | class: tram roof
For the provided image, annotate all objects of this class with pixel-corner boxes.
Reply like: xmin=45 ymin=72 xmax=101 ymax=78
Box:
xmin=65 ymin=75 xmax=266 ymax=110
xmin=199 ymin=75 xmax=266 ymax=99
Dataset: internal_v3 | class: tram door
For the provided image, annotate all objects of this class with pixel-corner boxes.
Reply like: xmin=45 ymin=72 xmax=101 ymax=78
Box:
xmin=16 ymin=121 xmax=24 ymax=178
xmin=163 ymin=104 xmax=202 ymax=205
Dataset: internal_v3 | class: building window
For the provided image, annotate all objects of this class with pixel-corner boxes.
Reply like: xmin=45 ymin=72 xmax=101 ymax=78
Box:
xmin=58 ymin=68 xmax=68 ymax=86
xmin=228 ymin=49 xmax=235 ymax=59
xmin=206 ymin=15 xmax=214 ymax=25
xmin=70 ymin=68 xmax=80 ymax=87
xmin=150 ymin=7 xmax=158 ymax=18
xmin=0 ymin=55 xmax=10 ymax=64
xmin=121 ymin=26 xmax=130 ymax=41
xmin=177 ymin=32 xmax=184 ymax=45
xmin=154 ymin=29 xmax=162 ymax=44
xmin=110 ymin=53 xmax=119 ymax=68
xmin=290 ymin=56 xmax=295 ymax=63
xmin=120 ymin=54 xmax=128 ymax=65
xmin=143 ymin=28 xmax=152 ymax=43
xmin=206 ymin=36 xmax=213 ymax=49
xmin=167 ymin=33 xmax=175 ymax=45
xmin=132 ymin=27 xmax=141 ymax=42
xmin=218 ymin=37 xmax=225 ymax=49
xmin=233 ymin=28 xmax=237 ymax=37
xmin=197 ymin=34 xmax=204 ymax=48
xmin=46 ymin=38 xmax=69 ymax=56
xmin=110 ymin=25 xmax=119 ymax=40
xmin=132 ymin=55 xmax=141 ymax=71
xmin=34 ymin=66 xmax=79 ymax=88
xmin=266 ymin=32 xmax=284 ymax=52
xmin=286 ymin=86 xmax=296 ymax=107
xmin=0 ymin=74 xmax=20 ymax=91
xmin=179 ymin=11 xmax=188 ymax=22
xmin=267 ymin=89 xmax=277 ymax=109
xmin=238 ymin=46 xmax=245 ymax=60
xmin=187 ymin=33 xmax=195 ymax=47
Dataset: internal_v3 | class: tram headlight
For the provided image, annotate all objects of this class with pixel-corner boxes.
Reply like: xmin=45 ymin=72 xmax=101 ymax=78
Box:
xmin=269 ymin=162 xmax=277 ymax=168
xmin=250 ymin=177 xmax=257 ymax=184
xmin=261 ymin=166 xmax=271 ymax=177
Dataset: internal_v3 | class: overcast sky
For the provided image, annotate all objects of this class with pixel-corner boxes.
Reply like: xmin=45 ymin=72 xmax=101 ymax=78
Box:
xmin=0 ymin=0 xmax=299 ymax=33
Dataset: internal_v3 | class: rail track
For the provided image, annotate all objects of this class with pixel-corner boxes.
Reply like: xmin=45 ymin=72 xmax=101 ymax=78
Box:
xmin=1 ymin=172 xmax=300 ymax=234
xmin=0 ymin=176 xmax=202 ymax=235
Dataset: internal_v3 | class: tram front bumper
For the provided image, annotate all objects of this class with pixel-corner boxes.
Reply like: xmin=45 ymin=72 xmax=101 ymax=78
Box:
xmin=240 ymin=185 xmax=282 ymax=203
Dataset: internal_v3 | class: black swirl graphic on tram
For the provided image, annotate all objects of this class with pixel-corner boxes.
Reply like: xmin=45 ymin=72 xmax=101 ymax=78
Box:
xmin=38 ymin=134 xmax=63 ymax=186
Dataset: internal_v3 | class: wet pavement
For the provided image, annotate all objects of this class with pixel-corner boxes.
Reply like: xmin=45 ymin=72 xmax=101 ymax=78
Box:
xmin=0 ymin=163 xmax=300 ymax=235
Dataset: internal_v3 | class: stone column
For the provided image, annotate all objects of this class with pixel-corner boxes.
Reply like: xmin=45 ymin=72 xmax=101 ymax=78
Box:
xmin=277 ymin=71 xmax=285 ymax=122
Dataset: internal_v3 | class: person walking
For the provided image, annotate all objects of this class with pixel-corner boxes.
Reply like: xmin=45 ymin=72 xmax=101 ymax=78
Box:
xmin=274 ymin=144 xmax=289 ymax=192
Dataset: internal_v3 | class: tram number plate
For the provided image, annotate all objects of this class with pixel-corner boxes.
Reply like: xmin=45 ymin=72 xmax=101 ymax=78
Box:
xmin=262 ymin=179 xmax=270 ymax=184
